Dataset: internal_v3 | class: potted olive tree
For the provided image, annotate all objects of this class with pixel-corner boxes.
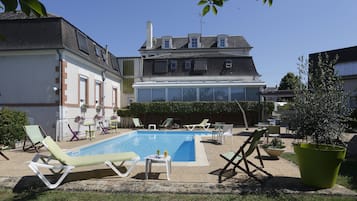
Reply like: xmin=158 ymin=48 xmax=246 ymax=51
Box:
xmin=292 ymin=54 xmax=351 ymax=188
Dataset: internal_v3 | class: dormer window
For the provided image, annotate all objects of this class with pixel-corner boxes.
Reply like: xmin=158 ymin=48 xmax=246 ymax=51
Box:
xmin=162 ymin=36 xmax=172 ymax=49
xmin=188 ymin=33 xmax=201 ymax=48
xmin=217 ymin=34 xmax=228 ymax=48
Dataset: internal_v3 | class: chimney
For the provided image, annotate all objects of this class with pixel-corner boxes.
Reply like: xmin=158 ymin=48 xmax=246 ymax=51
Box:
xmin=146 ymin=21 xmax=153 ymax=49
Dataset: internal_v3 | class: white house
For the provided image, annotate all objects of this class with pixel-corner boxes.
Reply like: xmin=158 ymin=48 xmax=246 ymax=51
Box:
xmin=0 ymin=12 xmax=122 ymax=140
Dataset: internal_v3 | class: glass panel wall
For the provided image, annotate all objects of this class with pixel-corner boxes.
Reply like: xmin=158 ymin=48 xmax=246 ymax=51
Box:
xmin=137 ymin=88 xmax=151 ymax=102
xmin=152 ymin=88 xmax=165 ymax=102
xmin=231 ymin=87 xmax=245 ymax=101
xmin=136 ymin=86 xmax=261 ymax=102
xmin=246 ymin=87 xmax=260 ymax=101
xmin=199 ymin=88 xmax=213 ymax=101
xmin=183 ymin=88 xmax=196 ymax=101
xmin=168 ymin=88 xmax=182 ymax=101
xmin=214 ymin=88 xmax=228 ymax=101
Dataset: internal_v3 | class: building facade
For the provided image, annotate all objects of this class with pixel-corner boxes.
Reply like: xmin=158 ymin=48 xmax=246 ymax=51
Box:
xmin=0 ymin=12 xmax=122 ymax=140
xmin=310 ymin=46 xmax=357 ymax=109
xmin=135 ymin=22 xmax=266 ymax=103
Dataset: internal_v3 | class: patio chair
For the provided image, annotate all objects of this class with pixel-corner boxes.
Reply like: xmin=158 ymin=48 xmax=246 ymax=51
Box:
xmin=23 ymin=125 xmax=47 ymax=152
xmin=67 ymin=124 xmax=80 ymax=141
xmin=218 ymin=128 xmax=272 ymax=183
xmin=183 ymin=119 xmax=211 ymax=131
xmin=28 ymin=136 xmax=140 ymax=189
xmin=132 ymin=118 xmax=144 ymax=128
xmin=159 ymin=118 xmax=174 ymax=129
xmin=99 ymin=121 xmax=110 ymax=134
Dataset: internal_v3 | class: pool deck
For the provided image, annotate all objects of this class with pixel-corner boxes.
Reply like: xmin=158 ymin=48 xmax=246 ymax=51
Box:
xmin=0 ymin=127 xmax=356 ymax=196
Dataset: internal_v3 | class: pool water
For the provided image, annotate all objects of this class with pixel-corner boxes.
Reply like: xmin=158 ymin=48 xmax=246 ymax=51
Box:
xmin=68 ymin=130 xmax=210 ymax=162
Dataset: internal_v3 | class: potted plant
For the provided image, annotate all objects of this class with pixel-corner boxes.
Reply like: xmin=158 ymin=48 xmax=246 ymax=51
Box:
xmin=80 ymin=103 xmax=88 ymax=113
xmin=261 ymin=137 xmax=286 ymax=159
xmin=291 ymin=54 xmax=351 ymax=188
xmin=95 ymin=105 xmax=102 ymax=113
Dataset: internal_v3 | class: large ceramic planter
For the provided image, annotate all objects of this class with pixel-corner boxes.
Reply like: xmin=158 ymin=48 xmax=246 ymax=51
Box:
xmin=262 ymin=147 xmax=285 ymax=158
xmin=293 ymin=143 xmax=346 ymax=188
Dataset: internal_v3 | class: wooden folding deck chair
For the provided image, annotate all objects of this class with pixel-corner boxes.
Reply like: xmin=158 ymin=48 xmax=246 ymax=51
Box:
xmin=99 ymin=121 xmax=110 ymax=134
xmin=0 ymin=146 xmax=9 ymax=160
xmin=67 ymin=124 xmax=80 ymax=141
xmin=23 ymin=125 xmax=47 ymax=152
xmin=218 ymin=128 xmax=272 ymax=183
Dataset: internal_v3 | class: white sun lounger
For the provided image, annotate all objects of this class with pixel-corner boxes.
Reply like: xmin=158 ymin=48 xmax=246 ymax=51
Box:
xmin=28 ymin=136 xmax=140 ymax=189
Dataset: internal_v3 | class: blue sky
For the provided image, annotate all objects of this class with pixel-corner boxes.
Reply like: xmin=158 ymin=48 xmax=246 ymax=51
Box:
xmin=41 ymin=0 xmax=357 ymax=87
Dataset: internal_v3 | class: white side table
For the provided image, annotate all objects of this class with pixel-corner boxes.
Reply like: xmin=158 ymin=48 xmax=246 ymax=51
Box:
xmin=148 ymin=124 xmax=156 ymax=130
xmin=145 ymin=154 xmax=171 ymax=180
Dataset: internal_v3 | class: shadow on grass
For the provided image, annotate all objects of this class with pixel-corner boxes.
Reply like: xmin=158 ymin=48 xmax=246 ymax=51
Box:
xmin=13 ymin=167 xmax=131 ymax=193
xmin=339 ymin=157 xmax=357 ymax=190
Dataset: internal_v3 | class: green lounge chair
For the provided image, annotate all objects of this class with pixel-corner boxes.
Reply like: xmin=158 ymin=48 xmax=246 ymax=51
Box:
xmin=218 ymin=128 xmax=272 ymax=183
xmin=132 ymin=118 xmax=144 ymax=128
xmin=183 ymin=119 xmax=211 ymax=131
xmin=159 ymin=118 xmax=174 ymax=129
xmin=23 ymin=125 xmax=47 ymax=152
xmin=28 ymin=136 xmax=140 ymax=189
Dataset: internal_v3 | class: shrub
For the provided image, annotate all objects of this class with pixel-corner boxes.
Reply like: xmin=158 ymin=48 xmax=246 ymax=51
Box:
xmin=0 ymin=108 xmax=28 ymax=146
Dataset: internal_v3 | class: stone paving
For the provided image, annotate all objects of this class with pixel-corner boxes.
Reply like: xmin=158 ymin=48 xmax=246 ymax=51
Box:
xmin=0 ymin=127 xmax=356 ymax=197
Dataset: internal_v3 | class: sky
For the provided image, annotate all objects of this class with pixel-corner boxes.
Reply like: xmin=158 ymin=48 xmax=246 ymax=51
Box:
xmin=40 ymin=0 xmax=357 ymax=87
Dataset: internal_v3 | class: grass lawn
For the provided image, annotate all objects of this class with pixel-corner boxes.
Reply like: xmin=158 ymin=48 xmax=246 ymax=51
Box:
xmin=281 ymin=152 xmax=357 ymax=192
xmin=0 ymin=188 xmax=356 ymax=201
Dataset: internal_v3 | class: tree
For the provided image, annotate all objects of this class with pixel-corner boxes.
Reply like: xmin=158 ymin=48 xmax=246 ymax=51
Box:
xmin=1 ymin=0 xmax=272 ymax=17
xmin=0 ymin=0 xmax=47 ymax=16
xmin=278 ymin=72 xmax=303 ymax=90
xmin=198 ymin=0 xmax=273 ymax=16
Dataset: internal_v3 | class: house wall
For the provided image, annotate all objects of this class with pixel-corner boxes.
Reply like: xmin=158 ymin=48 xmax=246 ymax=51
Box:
xmin=0 ymin=50 xmax=60 ymax=136
xmin=57 ymin=51 xmax=121 ymax=140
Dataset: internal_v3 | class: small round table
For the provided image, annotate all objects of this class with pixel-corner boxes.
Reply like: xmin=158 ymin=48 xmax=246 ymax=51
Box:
xmin=148 ymin=124 xmax=156 ymax=130
xmin=145 ymin=154 xmax=171 ymax=180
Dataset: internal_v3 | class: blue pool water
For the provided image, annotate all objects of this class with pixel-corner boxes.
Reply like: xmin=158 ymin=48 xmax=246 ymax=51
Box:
xmin=68 ymin=130 xmax=210 ymax=162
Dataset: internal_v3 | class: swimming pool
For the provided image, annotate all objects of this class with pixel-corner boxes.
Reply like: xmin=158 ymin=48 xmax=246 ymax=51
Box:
xmin=68 ymin=130 xmax=210 ymax=162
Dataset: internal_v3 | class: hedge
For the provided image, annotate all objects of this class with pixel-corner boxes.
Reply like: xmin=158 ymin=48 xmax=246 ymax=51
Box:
xmin=0 ymin=108 xmax=28 ymax=146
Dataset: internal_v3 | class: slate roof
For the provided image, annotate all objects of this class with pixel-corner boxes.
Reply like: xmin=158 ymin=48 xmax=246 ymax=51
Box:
xmin=309 ymin=46 xmax=357 ymax=64
xmin=0 ymin=12 xmax=120 ymax=75
xmin=139 ymin=35 xmax=252 ymax=50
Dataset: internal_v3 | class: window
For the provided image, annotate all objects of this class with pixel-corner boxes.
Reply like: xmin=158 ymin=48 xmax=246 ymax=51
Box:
xmin=137 ymin=89 xmax=151 ymax=102
xmin=164 ymin=40 xmax=170 ymax=49
xmin=152 ymin=88 xmax=165 ymax=102
xmin=79 ymin=76 xmax=88 ymax=105
xmin=183 ymin=88 xmax=197 ymax=101
xmin=95 ymin=81 xmax=102 ymax=105
xmin=217 ymin=34 xmax=228 ymax=48
xmin=169 ymin=60 xmax=177 ymax=72
xmin=95 ymin=45 xmax=101 ymax=57
xmin=199 ymin=88 xmax=214 ymax=101
xmin=214 ymin=88 xmax=228 ymax=101
xmin=191 ymin=38 xmax=198 ymax=48
xmin=112 ymin=88 xmax=118 ymax=107
xmin=153 ymin=60 xmax=168 ymax=74
xmin=219 ymin=38 xmax=226 ymax=47
xmin=225 ymin=59 xmax=232 ymax=68
xmin=231 ymin=87 xmax=245 ymax=101
xmin=168 ymin=88 xmax=182 ymax=101
xmin=184 ymin=60 xmax=192 ymax=71
xmin=246 ymin=88 xmax=260 ymax=101
xmin=76 ymin=31 xmax=89 ymax=54
xmin=193 ymin=60 xmax=207 ymax=72
xmin=162 ymin=36 xmax=172 ymax=49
